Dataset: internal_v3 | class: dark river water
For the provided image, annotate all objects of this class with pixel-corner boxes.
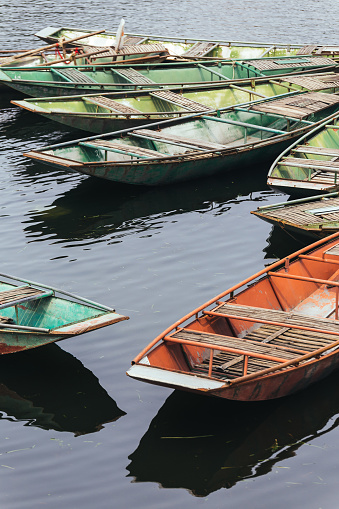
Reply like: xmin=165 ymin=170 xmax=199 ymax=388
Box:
xmin=0 ymin=1 xmax=339 ymax=508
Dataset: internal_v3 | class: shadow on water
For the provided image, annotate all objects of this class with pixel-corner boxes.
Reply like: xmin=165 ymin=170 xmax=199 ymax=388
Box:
xmin=263 ymin=224 xmax=318 ymax=261
xmin=0 ymin=344 xmax=126 ymax=436
xmin=127 ymin=370 xmax=339 ymax=496
xmin=22 ymin=164 xmax=276 ymax=244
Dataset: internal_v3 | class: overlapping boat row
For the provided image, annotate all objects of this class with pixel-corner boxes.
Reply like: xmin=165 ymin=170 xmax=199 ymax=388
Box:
xmin=5 ymin=24 xmax=339 ymax=403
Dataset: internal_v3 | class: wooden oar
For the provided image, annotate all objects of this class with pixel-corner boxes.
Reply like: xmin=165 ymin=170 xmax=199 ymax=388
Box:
xmin=14 ymin=29 xmax=106 ymax=60
xmin=36 ymin=47 xmax=114 ymax=66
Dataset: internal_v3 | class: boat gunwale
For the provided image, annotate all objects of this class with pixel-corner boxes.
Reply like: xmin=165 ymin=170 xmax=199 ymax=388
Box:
xmin=130 ymin=231 xmax=339 ymax=372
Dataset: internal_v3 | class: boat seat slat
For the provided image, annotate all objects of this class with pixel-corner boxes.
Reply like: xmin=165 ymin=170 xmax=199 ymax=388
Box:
xmin=249 ymin=56 xmax=334 ymax=71
xmin=150 ymin=90 xmax=210 ymax=112
xmin=51 ymin=68 xmax=98 ymax=84
xmin=296 ymin=45 xmax=318 ymax=55
xmin=283 ymin=74 xmax=339 ymax=91
xmin=213 ymin=302 xmax=339 ymax=334
xmin=131 ymin=128 xmax=226 ymax=150
xmin=0 ymin=286 xmax=53 ymax=309
xmin=82 ymin=95 xmax=142 ymax=114
xmin=279 ymin=157 xmax=339 ymax=172
xmin=171 ymin=329 xmax=305 ymax=359
xmin=182 ymin=42 xmax=219 ymax=57
xmin=292 ymin=145 xmax=339 ymax=157
xmin=85 ymin=43 xmax=167 ymax=57
xmin=251 ymin=91 xmax=339 ymax=119
xmin=111 ymin=67 xmax=156 ymax=85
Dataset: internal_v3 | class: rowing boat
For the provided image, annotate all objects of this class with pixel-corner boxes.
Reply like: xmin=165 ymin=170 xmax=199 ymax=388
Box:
xmin=0 ymin=29 xmax=170 ymax=69
xmin=23 ymin=91 xmax=339 ymax=186
xmin=34 ymin=25 xmax=339 ymax=61
xmin=0 ymin=55 xmax=335 ymax=97
xmin=12 ymin=72 xmax=339 ymax=134
xmin=0 ymin=272 xmax=128 ymax=353
xmin=267 ymin=111 xmax=339 ymax=195
xmin=252 ymin=192 xmax=339 ymax=238
xmin=127 ymin=231 xmax=339 ymax=401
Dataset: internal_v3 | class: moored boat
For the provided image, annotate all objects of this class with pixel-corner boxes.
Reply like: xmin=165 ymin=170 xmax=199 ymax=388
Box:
xmin=127 ymin=232 xmax=339 ymax=401
xmin=252 ymin=191 xmax=339 ymax=238
xmin=34 ymin=25 xmax=339 ymax=61
xmin=0 ymin=55 xmax=335 ymax=97
xmin=0 ymin=272 xmax=128 ymax=353
xmin=23 ymin=91 xmax=339 ymax=186
xmin=11 ymin=72 xmax=339 ymax=134
xmin=267 ymin=111 xmax=339 ymax=195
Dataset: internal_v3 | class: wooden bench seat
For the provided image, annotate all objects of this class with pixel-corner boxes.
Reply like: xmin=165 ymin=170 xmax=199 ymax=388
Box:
xmin=292 ymin=145 xmax=339 ymax=158
xmin=51 ymin=68 xmax=98 ymax=84
xmin=183 ymin=42 xmax=219 ymax=57
xmin=279 ymin=157 xmax=339 ymax=173
xmin=0 ymin=286 xmax=53 ymax=309
xmin=82 ymin=95 xmax=142 ymax=114
xmin=210 ymin=302 xmax=339 ymax=333
xmin=150 ymin=90 xmax=210 ymax=112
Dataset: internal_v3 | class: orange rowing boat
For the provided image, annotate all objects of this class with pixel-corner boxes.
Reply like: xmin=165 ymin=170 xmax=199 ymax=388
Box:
xmin=127 ymin=231 xmax=339 ymax=400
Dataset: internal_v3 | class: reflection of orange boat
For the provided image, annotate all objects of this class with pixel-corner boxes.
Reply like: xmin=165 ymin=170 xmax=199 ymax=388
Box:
xmin=128 ymin=231 xmax=339 ymax=401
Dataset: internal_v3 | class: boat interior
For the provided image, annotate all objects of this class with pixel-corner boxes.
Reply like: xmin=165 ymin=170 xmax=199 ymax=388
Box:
xmin=136 ymin=238 xmax=339 ymax=384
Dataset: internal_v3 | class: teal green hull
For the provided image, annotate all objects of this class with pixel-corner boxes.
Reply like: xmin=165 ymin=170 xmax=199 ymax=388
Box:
xmin=0 ymin=56 xmax=335 ymax=97
xmin=0 ymin=279 xmax=128 ymax=353
xmin=25 ymin=91 xmax=339 ymax=186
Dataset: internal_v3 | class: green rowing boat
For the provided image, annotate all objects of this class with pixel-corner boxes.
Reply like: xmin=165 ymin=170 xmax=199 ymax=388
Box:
xmin=0 ymin=272 xmax=128 ymax=353
xmin=252 ymin=192 xmax=339 ymax=238
xmin=267 ymin=111 xmax=339 ymax=195
xmin=34 ymin=25 xmax=339 ymax=61
xmin=11 ymin=72 xmax=339 ymax=134
xmin=23 ymin=91 xmax=339 ymax=186
xmin=0 ymin=56 xmax=335 ymax=97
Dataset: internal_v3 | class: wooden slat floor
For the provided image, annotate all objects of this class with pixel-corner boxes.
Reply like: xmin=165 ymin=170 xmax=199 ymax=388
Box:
xmin=186 ymin=323 xmax=339 ymax=380
xmin=255 ymin=196 xmax=339 ymax=226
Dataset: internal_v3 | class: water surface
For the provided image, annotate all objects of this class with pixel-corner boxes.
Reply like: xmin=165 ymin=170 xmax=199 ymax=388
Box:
xmin=0 ymin=2 xmax=338 ymax=508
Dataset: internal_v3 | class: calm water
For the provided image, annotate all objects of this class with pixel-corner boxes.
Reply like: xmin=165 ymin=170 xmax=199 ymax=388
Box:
xmin=0 ymin=2 xmax=338 ymax=508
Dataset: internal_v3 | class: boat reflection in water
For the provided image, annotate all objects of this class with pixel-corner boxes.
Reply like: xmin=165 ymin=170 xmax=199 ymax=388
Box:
xmin=0 ymin=344 xmax=125 ymax=436
xmin=127 ymin=369 xmax=339 ymax=496
xmin=22 ymin=165 xmax=271 ymax=244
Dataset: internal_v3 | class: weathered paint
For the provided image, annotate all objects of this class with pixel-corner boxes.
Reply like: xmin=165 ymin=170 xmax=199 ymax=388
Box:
xmin=251 ymin=192 xmax=339 ymax=238
xmin=0 ymin=56 xmax=335 ymax=97
xmin=267 ymin=113 xmax=339 ymax=194
xmin=12 ymin=73 xmax=339 ymax=134
xmin=127 ymin=232 xmax=339 ymax=401
xmin=24 ymin=99 xmax=339 ymax=186
xmin=0 ymin=278 xmax=129 ymax=354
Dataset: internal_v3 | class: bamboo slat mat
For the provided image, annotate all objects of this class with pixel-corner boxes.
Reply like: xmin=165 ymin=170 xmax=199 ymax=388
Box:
xmin=251 ymin=91 xmax=339 ymax=119
xmin=249 ymin=56 xmax=334 ymax=71
xmin=0 ymin=286 xmax=43 ymax=305
xmin=182 ymin=42 xmax=218 ymax=57
xmin=282 ymin=74 xmax=339 ymax=90
xmin=254 ymin=196 xmax=339 ymax=225
xmin=82 ymin=95 xmax=142 ymax=114
xmin=150 ymin=90 xmax=210 ymax=112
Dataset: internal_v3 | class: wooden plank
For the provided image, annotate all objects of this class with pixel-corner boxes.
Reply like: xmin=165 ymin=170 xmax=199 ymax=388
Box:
xmin=51 ymin=68 xmax=98 ymax=84
xmin=292 ymin=145 xmax=339 ymax=157
xmin=296 ymin=45 xmax=318 ymax=55
xmin=252 ymin=91 xmax=339 ymax=119
xmin=279 ymin=157 xmax=339 ymax=171
xmin=111 ymin=67 xmax=155 ymax=85
xmin=82 ymin=95 xmax=142 ymax=114
xmin=183 ymin=42 xmax=219 ymax=57
xmin=150 ymin=90 xmax=210 ymax=112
